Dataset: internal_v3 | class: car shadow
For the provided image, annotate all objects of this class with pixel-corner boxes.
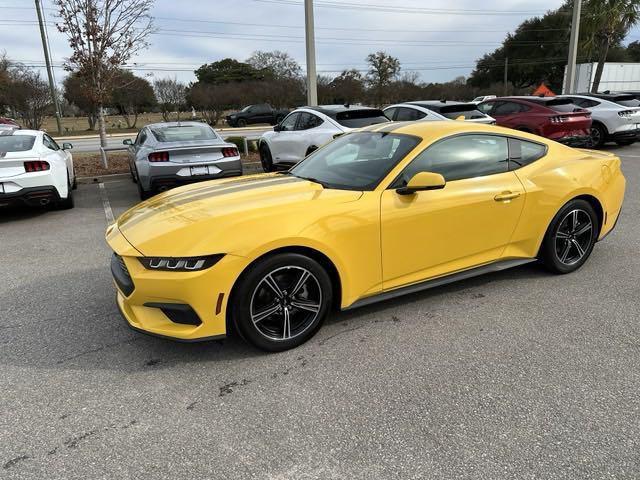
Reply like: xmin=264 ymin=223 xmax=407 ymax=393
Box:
xmin=0 ymin=205 xmax=48 ymax=223
xmin=0 ymin=262 xmax=548 ymax=374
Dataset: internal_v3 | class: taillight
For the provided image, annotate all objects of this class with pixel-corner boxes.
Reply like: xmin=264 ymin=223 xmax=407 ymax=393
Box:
xmin=618 ymin=110 xmax=634 ymax=117
xmin=221 ymin=147 xmax=239 ymax=157
xmin=148 ymin=151 xmax=169 ymax=162
xmin=550 ymin=116 xmax=569 ymax=124
xmin=24 ymin=160 xmax=50 ymax=172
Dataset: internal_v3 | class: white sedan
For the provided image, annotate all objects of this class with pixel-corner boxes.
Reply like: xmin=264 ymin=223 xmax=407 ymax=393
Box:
xmin=0 ymin=128 xmax=76 ymax=209
xmin=258 ymin=105 xmax=389 ymax=171
xmin=384 ymin=101 xmax=496 ymax=125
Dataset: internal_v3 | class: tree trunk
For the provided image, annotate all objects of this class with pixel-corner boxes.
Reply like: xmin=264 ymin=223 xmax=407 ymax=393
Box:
xmin=97 ymin=104 xmax=107 ymax=148
xmin=131 ymin=112 xmax=138 ymax=129
xmin=591 ymin=36 xmax=610 ymax=93
xmin=88 ymin=113 xmax=96 ymax=130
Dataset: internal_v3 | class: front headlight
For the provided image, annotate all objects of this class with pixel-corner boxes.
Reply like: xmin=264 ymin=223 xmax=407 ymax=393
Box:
xmin=138 ymin=254 xmax=224 ymax=272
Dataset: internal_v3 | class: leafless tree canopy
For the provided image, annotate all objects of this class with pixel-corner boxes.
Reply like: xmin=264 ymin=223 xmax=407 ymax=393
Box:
xmin=55 ymin=0 xmax=154 ymax=143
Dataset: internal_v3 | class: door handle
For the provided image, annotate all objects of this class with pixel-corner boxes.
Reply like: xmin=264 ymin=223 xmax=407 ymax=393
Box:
xmin=494 ymin=191 xmax=521 ymax=202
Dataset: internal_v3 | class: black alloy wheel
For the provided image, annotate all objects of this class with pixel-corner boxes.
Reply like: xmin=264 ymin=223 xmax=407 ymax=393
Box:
xmin=540 ymin=199 xmax=598 ymax=274
xmin=232 ymin=253 xmax=332 ymax=351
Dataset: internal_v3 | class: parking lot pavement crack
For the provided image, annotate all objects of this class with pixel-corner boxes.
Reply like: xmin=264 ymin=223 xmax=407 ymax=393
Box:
xmin=55 ymin=337 xmax=140 ymax=364
xmin=3 ymin=455 xmax=30 ymax=470
xmin=317 ymin=324 xmax=368 ymax=346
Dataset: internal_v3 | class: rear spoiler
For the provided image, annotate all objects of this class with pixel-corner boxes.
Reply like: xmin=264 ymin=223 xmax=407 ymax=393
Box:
xmin=439 ymin=103 xmax=478 ymax=113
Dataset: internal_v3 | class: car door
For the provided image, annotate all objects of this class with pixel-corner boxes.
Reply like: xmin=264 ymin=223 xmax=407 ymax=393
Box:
xmin=254 ymin=104 xmax=272 ymax=124
xmin=295 ymin=112 xmax=338 ymax=159
xmin=490 ymin=101 xmax=525 ymax=128
xmin=268 ymin=112 xmax=302 ymax=163
xmin=380 ymin=134 xmax=526 ymax=290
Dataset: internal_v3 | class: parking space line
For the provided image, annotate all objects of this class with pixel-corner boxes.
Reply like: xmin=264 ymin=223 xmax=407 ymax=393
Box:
xmin=98 ymin=182 xmax=115 ymax=224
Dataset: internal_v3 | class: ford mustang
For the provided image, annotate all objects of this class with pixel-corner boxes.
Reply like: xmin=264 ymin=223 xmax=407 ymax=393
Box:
xmin=106 ymin=121 xmax=625 ymax=351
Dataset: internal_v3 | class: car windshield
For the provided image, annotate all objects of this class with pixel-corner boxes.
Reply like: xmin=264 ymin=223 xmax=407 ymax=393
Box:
xmin=0 ymin=135 xmax=35 ymax=152
xmin=290 ymin=132 xmax=420 ymax=191
xmin=150 ymin=125 xmax=219 ymax=142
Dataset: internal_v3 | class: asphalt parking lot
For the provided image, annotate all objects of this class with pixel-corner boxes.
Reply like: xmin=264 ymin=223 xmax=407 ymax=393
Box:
xmin=1 ymin=145 xmax=639 ymax=479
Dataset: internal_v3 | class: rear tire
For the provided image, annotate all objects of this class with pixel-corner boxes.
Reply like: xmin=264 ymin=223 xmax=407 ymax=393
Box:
xmin=260 ymin=144 xmax=275 ymax=172
xmin=539 ymin=199 xmax=599 ymax=274
xmin=231 ymin=253 xmax=332 ymax=352
xmin=590 ymin=123 xmax=607 ymax=148
xmin=135 ymin=166 xmax=151 ymax=200
xmin=56 ymin=173 xmax=75 ymax=210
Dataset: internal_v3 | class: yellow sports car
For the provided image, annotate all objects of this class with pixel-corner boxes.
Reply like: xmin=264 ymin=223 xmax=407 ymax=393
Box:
xmin=107 ymin=121 xmax=625 ymax=351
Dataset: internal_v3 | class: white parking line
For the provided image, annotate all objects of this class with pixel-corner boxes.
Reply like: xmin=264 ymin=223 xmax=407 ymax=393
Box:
xmin=98 ymin=182 xmax=115 ymax=224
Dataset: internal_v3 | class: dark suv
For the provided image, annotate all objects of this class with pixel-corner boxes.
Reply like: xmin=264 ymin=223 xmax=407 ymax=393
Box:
xmin=478 ymin=97 xmax=592 ymax=146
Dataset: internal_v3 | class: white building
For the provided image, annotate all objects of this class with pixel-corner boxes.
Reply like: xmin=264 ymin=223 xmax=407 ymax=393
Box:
xmin=564 ymin=62 xmax=640 ymax=93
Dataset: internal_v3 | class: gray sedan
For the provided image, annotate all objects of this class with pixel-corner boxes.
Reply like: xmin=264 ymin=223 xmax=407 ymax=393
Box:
xmin=124 ymin=122 xmax=243 ymax=199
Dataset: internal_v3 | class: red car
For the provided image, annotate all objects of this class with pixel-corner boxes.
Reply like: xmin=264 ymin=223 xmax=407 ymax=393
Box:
xmin=477 ymin=96 xmax=592 ymax=146
xmin=0 ymin=117 xmax=20 ymax=128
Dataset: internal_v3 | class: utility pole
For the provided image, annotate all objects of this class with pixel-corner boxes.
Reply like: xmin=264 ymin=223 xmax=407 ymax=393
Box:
xmin=35 ymin=0 xmax=63 ymax=135
xmin=304 ymin=0 xmax=318 ymax=106
xmin=564 ymin=0 xmax=582 ymax=94
xmin=503 ymin=56 xmax=508 ymax=96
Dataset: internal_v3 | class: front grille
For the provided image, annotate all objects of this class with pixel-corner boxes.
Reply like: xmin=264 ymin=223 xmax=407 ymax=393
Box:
xmin=111 ymin=253 xmax=135 ymax=297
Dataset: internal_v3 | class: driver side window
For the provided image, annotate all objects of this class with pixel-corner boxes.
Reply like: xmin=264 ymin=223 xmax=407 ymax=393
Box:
xmin=136 ymin=130 xmax=147 ymax=145
xmin=279 ymin=112 xmax=300 ymax=131
xmin=394 ymin=134 xmax=509 ymax=186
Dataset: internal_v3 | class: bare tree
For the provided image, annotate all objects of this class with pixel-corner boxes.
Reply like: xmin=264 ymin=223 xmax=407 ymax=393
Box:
xmin=4 ymin=66 xmax=52 ymax=129
xmin=154 ymin=77 xmax=186 ymax=121
xmin=54 ymin=0 xmax=154 ymax=147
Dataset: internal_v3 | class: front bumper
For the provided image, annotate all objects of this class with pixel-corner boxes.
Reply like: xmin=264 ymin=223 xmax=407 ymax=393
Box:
xmin=107 ymin=225 xmax=249 ymax=341
xmin=0 ymin=185 xmax=61 ymax=207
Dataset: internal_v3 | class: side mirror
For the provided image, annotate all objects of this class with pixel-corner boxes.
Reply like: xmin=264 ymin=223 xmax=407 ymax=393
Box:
xmin=396 ymin=172 xmax=446 ymax=195
xmin=123 ymin=138 xmax=133 ymax=145
xmin=62 ymin=142 xmax=73 ymax=150
xmin=273 ymin=124 xmax=282 ymax=132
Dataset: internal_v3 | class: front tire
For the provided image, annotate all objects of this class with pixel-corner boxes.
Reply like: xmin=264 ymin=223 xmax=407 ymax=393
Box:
xmin=260 ymin=144 xmax=275 ymax=172
xmin=231 ymin=253 xmax=332 ymax=352
xmin=539 ymin=199 xmax=599 ymax=274
xmin=237 ymin=119 xmax=247 ymax=128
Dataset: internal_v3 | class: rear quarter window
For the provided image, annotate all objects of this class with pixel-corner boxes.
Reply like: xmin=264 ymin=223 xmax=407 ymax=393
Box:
xmin=509 ymin=138 xmax=547 ymax=168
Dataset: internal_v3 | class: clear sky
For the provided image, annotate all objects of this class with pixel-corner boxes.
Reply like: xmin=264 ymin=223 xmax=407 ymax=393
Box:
xmin=2 ymin=0 xmax=639 ymax=87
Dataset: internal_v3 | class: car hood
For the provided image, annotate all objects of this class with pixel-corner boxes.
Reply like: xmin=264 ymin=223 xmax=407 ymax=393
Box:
xmin=115 ymin=173 xmax=363 ymax=256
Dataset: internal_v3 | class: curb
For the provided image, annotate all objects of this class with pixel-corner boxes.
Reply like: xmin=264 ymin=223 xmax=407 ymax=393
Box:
xmin=54 ymin=125 xmax=269 ymax=141
xmin=77 ymin=173 xmax=130 ymax=184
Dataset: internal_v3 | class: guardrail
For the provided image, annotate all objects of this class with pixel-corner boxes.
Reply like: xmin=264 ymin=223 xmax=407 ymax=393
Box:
xmin=99 ymin=132 xmax=263 ymax=168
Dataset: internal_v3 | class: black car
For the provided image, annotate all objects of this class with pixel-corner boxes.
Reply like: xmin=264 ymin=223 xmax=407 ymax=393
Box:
xmin=226 ymin=104 xmax=290 ymax=128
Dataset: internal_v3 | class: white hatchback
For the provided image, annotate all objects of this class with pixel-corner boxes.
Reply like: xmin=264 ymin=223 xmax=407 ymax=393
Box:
xmin=0 ymin=128 xmax=76 ymax=209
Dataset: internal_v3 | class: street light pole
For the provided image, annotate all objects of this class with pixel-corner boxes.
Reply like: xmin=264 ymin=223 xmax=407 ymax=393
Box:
xmin=35 ymin=0 xmax=63 ymax=135
xmin=304 ymin=0 xmax=318 ymax=106
xmin=564 ymin=0 xmax=582 ymax=94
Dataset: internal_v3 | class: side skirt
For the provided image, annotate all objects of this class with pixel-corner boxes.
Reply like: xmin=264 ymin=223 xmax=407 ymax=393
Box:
xmin=343 ymin=258 xmax=536 ymax=311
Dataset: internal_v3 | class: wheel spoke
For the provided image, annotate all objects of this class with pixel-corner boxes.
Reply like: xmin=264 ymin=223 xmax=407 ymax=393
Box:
xmin=572 ymin=239 xmax=586 ymax=258
xmin=291 ymin=270 xmax=310 ymax=296
xmin=574 ymin=223 xmax=592 ymax=236
xmin=282 ymin=307 xmax=291 ymax=339
xmin=560 ymin=241 xmax=572 ymax=262
xmin=556 ymin=231 xmax=571 ymax=240
xmin=251 ymin=304 xmax=280 ymax=324
xmin=263 ymin=274 xmax=284 ymax=298
xmin=290 ymin=300 xmax=320 ymax=313
xmin=571 ymin=210 xmax=579 ymax=231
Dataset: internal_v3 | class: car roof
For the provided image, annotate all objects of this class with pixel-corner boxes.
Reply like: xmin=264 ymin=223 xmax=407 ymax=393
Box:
xmin=0 ymin=128 xmax=40 ymax=136
xmin=145 ymin=121 xmax=213 ymax=129
xmin=302 ymin=105 xmax=382 ymax=118
xmin=557 ymin=94 xmax=620 ymax=107
xmin=578 ymin=92 xmax=637 ymax=102
xmin=357 ymin=119 xmax=555 ymax=145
